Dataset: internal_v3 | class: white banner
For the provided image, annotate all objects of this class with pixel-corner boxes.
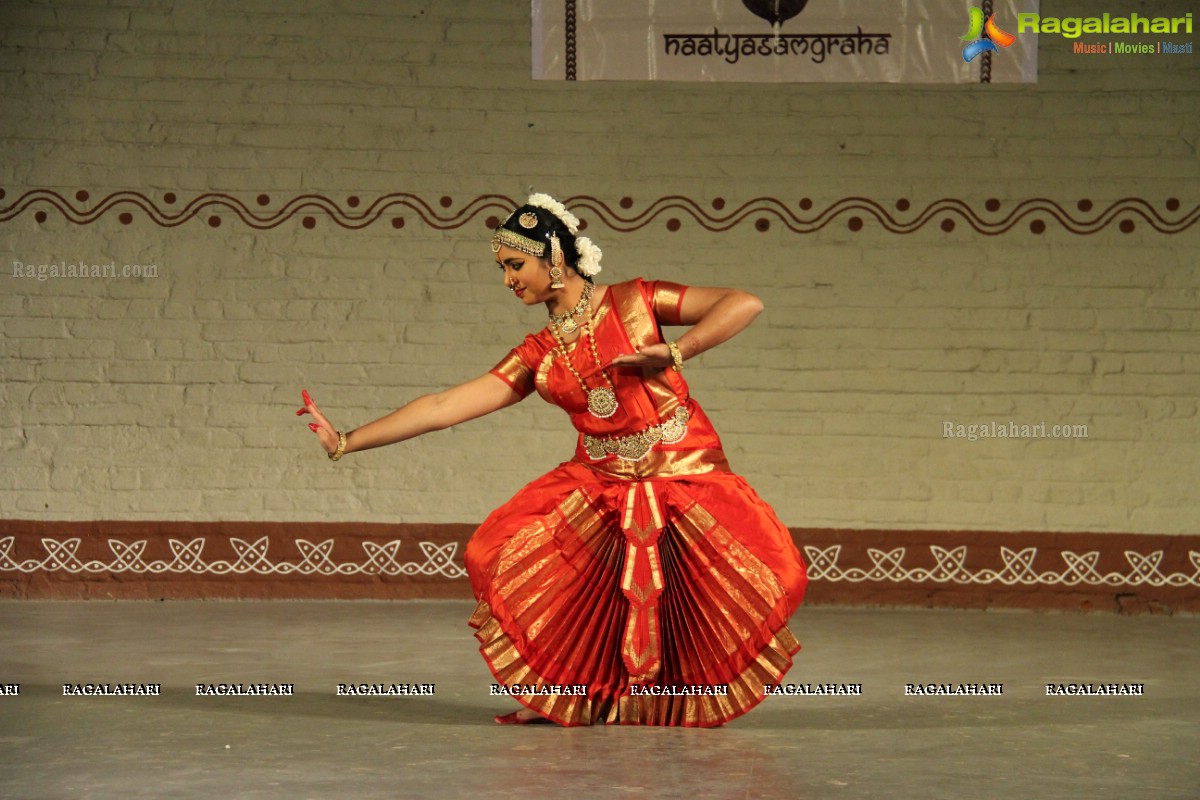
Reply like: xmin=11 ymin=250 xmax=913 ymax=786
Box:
xmin=532 ymin=0 xmax=1039 ymax=83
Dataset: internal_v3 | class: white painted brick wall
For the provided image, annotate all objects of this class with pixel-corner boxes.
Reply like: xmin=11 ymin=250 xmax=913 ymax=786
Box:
xmin=0 ymin=0 xmax=1197 ymax=533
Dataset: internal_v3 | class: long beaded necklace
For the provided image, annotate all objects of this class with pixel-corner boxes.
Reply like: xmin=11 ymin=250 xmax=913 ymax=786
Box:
xmin=548 ymin=293 xmax=618 ymax=419
xmin=547 ymin=281 xmax=593 ymax=335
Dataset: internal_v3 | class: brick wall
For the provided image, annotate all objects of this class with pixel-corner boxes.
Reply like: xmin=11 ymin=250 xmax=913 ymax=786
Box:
xmin=1 ymin=0 xmax=1196 ymax=564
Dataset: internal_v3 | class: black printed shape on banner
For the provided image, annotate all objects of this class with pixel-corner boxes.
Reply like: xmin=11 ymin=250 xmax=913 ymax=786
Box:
xmin=741 ymin=0 xmax=809 ymax=27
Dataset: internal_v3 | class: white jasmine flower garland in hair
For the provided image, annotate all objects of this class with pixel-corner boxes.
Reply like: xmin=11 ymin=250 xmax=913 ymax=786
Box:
xmin=527 ymin=193 xmax=580 ymax=233
xmin=574 ymin=236 xmax=603 ymax=277
xmin=526 ymin=193 xmax=601 ymax=276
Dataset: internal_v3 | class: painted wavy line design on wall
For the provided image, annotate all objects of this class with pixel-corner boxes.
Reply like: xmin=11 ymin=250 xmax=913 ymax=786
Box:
xmin=0 ymin=189 xmax=1195 ymax=235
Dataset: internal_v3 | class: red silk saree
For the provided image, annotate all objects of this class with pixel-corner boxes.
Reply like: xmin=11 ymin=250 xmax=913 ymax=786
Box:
xmin=466 ymin=278 xmax=807 ymax=726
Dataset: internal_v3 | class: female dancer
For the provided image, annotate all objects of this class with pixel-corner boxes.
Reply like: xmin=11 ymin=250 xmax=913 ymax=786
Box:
xmin=299 ymin=194 xmax=806 ymax=726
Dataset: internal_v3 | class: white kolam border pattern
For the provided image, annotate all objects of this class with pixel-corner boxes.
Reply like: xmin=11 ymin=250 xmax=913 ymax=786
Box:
xmin=0 ymin=536 xmax=466 ymax=579
xmin=804 ymin=545 xmax=1200 ymax=588
xmin=3 ymin=535 xmax=1198 ymax=589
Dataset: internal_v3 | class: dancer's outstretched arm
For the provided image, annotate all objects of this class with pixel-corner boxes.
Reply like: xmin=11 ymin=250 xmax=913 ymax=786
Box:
xmin=297 ymin=373 xmax=522 ymax=458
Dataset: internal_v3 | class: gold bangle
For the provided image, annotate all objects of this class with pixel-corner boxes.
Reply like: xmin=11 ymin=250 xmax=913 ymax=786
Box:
xmin=668 ymin=341 xmax=684 ymax=372
xmin=328 ymin=431 xmax=347 ymax=461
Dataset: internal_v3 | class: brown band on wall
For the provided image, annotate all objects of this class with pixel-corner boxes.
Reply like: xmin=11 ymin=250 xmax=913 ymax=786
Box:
xmin=0 ymin=520 xmax=476 ymax=601
xmin=796 ymin=528 xmax=1200 ymax=614
xmin=1 ymin=520 xmax=1197 ymax=613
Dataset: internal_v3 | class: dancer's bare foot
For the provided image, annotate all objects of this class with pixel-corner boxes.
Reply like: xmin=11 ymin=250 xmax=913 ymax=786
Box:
xmin=494 ymin=708 xmax=550 ymax=725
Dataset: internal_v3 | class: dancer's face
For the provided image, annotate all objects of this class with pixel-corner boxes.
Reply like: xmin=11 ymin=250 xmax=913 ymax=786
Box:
xmin=495 ymin=245 xmax=555 ymax=306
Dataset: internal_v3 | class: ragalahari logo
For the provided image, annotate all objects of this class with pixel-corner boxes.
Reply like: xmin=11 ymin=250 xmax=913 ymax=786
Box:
xmin=961 ymin=8 xmax=1016 ymax=62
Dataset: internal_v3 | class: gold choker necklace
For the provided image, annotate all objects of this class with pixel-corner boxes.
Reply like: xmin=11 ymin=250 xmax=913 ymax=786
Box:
xmin=547 ymin=282 xmax=593 ymax=335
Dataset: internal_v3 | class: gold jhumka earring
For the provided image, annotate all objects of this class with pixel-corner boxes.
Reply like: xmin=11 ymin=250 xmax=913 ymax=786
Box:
xmin=548 ymin=233 xmax=565 ymax=289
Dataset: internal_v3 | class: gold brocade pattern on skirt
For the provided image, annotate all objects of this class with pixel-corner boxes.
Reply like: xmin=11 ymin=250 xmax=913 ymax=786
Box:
xmin=469 ymin=480 xmax=802 ymax=727
xmin=471 ymin=599 xmax=799 ymax=727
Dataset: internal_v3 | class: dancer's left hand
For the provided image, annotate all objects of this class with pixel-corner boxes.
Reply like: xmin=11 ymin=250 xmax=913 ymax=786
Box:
xmin=607 ymin=344 xmax=673 ymax=371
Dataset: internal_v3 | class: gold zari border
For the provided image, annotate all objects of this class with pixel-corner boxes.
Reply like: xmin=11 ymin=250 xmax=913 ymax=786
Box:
xmin=582 ymin=445 xmax=730 ymax=481
xmin=470 ymin=599 xmax=800 ymax=727
xmin=650 ymin=282 xmax=687 ymax=327
xmin=491 ymin=351 xmax=535 ymax=398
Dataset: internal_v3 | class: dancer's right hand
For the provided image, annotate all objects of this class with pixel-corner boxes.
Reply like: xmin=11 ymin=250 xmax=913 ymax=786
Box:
xmin=296 ymin=389 xmax=339 ymax=456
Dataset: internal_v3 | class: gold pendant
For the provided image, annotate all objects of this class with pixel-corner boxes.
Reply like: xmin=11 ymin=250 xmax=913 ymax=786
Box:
xmin=587 ymin=387 xmax=618 ymax=419
xmin=559 ymin=316 xmax=579 ymax=335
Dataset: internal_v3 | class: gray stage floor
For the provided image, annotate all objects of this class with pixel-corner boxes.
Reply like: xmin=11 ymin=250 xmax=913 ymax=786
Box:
xmin=0 ymin=600 xmax=1197 ymax=800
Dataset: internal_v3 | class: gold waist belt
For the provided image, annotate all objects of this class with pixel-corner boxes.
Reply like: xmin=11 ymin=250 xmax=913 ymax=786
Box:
xmin=583 ymin=407 xmax=690 ymax=462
